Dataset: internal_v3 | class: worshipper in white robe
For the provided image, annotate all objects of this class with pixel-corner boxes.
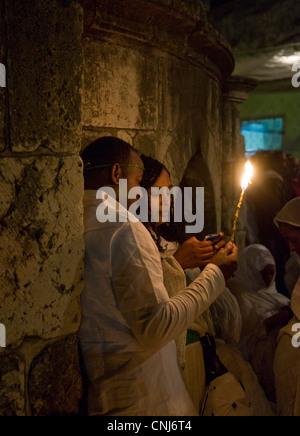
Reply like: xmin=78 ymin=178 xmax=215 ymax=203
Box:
xmin=140 ymin=154 xmax=274 ymax=416
xmin=79 ymin=137 xmax=238 ymax=416
xmin=228 ymin=244 xmax=291 ymax=402
xmin=273 ymin=197 xmax=300 ymax=416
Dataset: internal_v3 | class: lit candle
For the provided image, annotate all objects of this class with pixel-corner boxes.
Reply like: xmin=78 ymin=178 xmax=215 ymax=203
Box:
xmin=230 ymin=161 xmax=254 ymax=243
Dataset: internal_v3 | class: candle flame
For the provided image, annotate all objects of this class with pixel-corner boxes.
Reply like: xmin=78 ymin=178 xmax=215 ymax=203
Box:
xmin=241 ymin=161 xmax=254 ymax=191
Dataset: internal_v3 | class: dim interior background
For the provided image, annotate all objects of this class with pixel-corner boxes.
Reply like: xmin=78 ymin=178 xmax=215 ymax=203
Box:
xmin=208 ymin=0 xmax=300 ymax=159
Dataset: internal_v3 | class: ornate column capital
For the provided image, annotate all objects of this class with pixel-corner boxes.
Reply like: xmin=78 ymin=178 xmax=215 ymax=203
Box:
xmin=223 ymin=75 xmax=257 ymax=104
xmin=81 ymin=0 xmax=235 ymax=80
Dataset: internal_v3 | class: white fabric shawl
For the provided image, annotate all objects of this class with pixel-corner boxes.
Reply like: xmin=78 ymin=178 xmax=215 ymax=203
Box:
xmin=234 ymin=244 xmax=289 ymax=307
xmin=231 ymin=245 xmax=290 ymax=343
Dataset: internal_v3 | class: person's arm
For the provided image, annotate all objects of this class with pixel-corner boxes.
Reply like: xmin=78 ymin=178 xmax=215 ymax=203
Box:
xmin=110 ymin=221 xmax=236 ymax=351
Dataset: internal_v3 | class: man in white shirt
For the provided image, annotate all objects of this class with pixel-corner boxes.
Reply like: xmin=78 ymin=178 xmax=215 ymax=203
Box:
xmin=79 ymin=136 xmax=238 ymax=416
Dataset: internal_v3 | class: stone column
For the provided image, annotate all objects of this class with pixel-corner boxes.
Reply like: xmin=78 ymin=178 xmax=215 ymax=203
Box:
xmin=81 ymin=0 xmax=235 ymax=235
xmin=0 ymin=0 xmax=84 ymax=416
xmin=221 ymin=76 xmax=257 ymax=249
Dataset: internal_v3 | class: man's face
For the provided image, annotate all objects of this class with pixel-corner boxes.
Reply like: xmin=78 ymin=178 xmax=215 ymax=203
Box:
xmin=279 ymin=223 xmax=300 ymax=256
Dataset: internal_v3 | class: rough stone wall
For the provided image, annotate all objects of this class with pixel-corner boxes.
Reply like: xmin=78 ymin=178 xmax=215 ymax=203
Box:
xmin=81 ymin=0 xmax=235 ymax=235
xmin=0 ymin=0 xmax=84 ymax=416
xmin=0 ymin=0 xmax=252 ymax=416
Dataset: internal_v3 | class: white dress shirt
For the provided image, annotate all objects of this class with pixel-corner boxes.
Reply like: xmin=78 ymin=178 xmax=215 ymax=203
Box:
xmin=79 ymin=190 xmax=226 ymax=416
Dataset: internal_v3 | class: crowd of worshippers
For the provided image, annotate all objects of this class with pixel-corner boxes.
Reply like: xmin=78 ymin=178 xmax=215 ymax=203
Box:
xmin=78 ymin=137 xmax=300 ymax=417
xmin=245 ymin=150 xmax=300 ymax=298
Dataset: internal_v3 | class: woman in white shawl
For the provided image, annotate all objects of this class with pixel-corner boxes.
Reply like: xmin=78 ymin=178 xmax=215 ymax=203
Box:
xmin=273 ymin=197 xmax=300 ymax=416
xmin=228 ymin=244 xmax=291 ymax=402
xmin=140 ymin=155 xmax=274 ymax=416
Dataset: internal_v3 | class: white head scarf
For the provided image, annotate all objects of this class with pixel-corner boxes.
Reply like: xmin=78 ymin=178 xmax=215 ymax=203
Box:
xmin=234 ymin=244 xmax=289 ymax=308
xmin=274 ymin=197 xmax=300 ymax=229
xmin=274 ymin=198 xmax=300 ymax=320
xmin=230 ymin=245 xmax=290 ymax=348
xmin=235 ymin=244 xmax=276 ymax=293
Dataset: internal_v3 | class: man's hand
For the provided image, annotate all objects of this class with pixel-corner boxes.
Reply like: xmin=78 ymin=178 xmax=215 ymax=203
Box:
xmin=173 ymin=237 xmax=215 ymax=269
xmin=209 ymin=242 xmax=238 ymax=281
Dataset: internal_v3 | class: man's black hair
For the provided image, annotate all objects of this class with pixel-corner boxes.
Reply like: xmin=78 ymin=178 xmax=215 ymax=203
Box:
xmin=81 ymin=136 xmax=138 ymax=170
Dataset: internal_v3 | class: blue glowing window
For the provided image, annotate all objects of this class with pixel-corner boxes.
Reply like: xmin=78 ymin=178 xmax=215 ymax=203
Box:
xmin=241 ymin=118 xmax=283 ymax=157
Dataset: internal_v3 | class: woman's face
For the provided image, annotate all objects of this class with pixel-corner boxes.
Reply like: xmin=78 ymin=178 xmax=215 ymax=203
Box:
xmin=148 ymin=168 xmax=172 ymax=226
xmin=260 ymin=264 xmax=276 ymax=288
xmin=279 ymin=223 xmax=300 ymax=256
